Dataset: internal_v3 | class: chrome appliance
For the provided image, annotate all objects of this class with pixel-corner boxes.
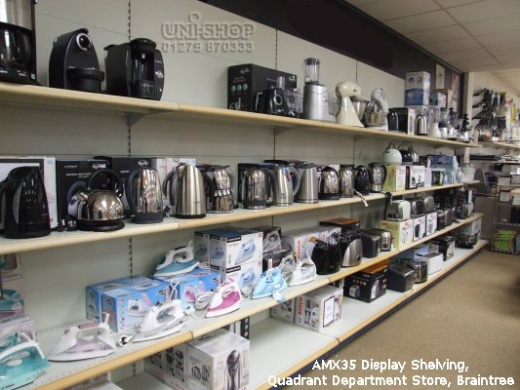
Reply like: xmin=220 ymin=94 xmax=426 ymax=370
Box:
xmin=295 ymin=163 xmax=319 ymax=204
xmin=162 ymin=164 xmax=206 ymax=218
xmin=125 ymin=167 xmax=163 ymax=223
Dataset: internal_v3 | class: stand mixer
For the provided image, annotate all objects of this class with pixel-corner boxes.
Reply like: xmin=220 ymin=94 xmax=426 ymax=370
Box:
xmin=335 ymin=81 xmax=364 ymax=127
xmin=302 ymin=58 xmax=334 ymax=122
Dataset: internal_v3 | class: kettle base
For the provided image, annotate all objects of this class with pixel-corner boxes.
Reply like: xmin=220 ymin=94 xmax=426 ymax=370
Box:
xmin=175 ymin=213 xmax=206 ymax=219
xmin=77 ymin=220 xmax=125 ymax=232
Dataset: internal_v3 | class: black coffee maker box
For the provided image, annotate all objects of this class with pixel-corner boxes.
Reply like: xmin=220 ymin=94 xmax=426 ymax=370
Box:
xmin=56 ymin=159 xmax=109 ymax=222
xmin=343 ymin=264 xmax=387 ymax=303
xmin=227 ymin=64 xmax=297 ymax=112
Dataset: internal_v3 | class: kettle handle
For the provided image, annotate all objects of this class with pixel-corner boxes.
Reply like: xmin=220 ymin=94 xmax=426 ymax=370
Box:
xmin=289 ymin=165 xmax=301 ymax=196
xmin=162 ymin=170 xmax=177 ymax=206
xmin=87 ymin=168 xmax=123 ymax=197
xmin=125 ymin=167 xmax=158 ymax=215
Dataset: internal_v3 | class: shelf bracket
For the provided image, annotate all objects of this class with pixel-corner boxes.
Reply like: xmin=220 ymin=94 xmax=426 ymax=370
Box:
xmin=274 ymin=126 xmax=289 ymax=136
xmin=127 ymin=113 xmax=145 ymax=127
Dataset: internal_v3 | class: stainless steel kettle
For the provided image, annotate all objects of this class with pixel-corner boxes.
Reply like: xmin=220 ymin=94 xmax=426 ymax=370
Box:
xmin=125 ymin=167 xmax=163 ymax=224
xmin=339 ymin=164 xmax=355 ymax=197
xmin=367 ymin=162 xmax=387 ymax=192
xmin=318 ymin=166 xmax=340 ymax=200
xmin=295 ymin=163 xmax=319 ymax=204
xmin=267 ymin=165 xmax=301 ymax=207
xmin=205 ymin=165 xmax=235 ymax=213
xmin=162 ymin=164 xmax=206 ymax=218
xmin=242 ymin=168 xmax=268 ymax=209
xmin=415 ymin=113 xmax=428 ymax=135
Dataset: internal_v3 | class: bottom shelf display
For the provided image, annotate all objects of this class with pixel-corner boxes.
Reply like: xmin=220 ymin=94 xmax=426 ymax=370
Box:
xmin=117 ymin=240 xmax=488 ymax=390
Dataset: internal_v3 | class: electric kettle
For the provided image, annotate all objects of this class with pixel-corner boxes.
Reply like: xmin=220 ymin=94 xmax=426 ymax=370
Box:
xmin=339 ymin=164 xmax=356 ymax=197
xmin=68 ymin=169 xmax=125 ymax=232
xmin=367 ymin=162 xmax=387 ymax=192
xmin=242 ymin=168 xmax=268 ymax=210
xmin=125 ymin=167 xmax=163 ymax=224
xmin=318 ymin=166 xmax=340 ymax=200
xmin=204 ymin=165 xmax=235 ymax=213
xmin=353 ymin=165 xmax=371 ymax=195
xmin=415 ymin=113 xmax=428 ymax=136
xmin=0 ymin=166 xmax=51 ymax=238
xmin=382 ymin=143 xmax=402 ymax=165
xmin=267 ymin=165 xmax=301 ymax=207
xmin=295 ymin=163 xmax=319 ymax=204
xmin=162 ymin=164 xmax=206 ymax=218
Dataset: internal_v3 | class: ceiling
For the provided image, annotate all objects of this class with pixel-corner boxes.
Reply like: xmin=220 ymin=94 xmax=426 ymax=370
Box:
xmin=344 ymin=0 xmax=520 ymax=96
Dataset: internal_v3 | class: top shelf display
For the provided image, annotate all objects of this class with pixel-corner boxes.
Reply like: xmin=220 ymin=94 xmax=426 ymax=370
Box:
xmin=0 ymin=82 xmax=481 ymax=148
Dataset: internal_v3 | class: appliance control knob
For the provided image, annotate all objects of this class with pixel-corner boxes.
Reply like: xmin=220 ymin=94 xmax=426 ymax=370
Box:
xmin=76 ymin=33 xmax=92 ymax=51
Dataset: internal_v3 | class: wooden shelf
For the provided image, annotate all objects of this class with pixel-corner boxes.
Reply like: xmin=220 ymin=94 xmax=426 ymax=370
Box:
xmin=481 ymin=141 xmax=520 ymax=151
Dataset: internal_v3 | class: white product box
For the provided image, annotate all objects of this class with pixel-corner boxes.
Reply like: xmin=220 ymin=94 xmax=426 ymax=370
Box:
xmin=383 ymin=165 xmax=407 ymax=192
xmin=295 ymin=285 xmax=343 ymax=332
xmin=407 ymin=165 xmax=426 ymax=189
xmin=497 ymin=176 xmax=511 ymax=186
xmin=0 ymin=156 xmax=58 ymax=228
xmin=456 ymin=219 xmax=481 ymax=236
xmin=416 ymin=252 xmax=444 ymax=274
xmin=425 ymin=212 xmax=438 ymax=236
xmin=210 ymin=227 xmax=263 ymax=268
xmin=424 ymin=167 xmax=432 ymax=187
xmin=270 ymin=299 xmax=296 ymax=323
xmin=186 ymin=329 xmax=250 ymax=390
xmin=0 ymin=276 xmax=24 ymax=318
xmin=163 ymin=344 xmax=188 ymax=390
xmin=0 ymin=313 xmax=36 ymax=341
xmin=194 ymin=227 xmax=229 ymax=264
xmin=405 ymin=71 xmax=431 ymax=106
xmin=282 ymin=228 xmax=319 ymax=260
xmin=212 ymin=257 xmax=262 ymax=296
xmin=380 ymin=219 xmax=414 ymax=249
xmin=315 ymin=226 xmax=342 ymax=242
xmin=144 ymin=352 xmax=165 ymax=382
xmin=413 ymin=216 xmax=426 ymax=241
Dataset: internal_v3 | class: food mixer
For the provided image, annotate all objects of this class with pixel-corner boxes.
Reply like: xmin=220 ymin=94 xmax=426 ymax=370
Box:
xmin=302 ymin=58 xmax=334 ymax=122
xmin=335 ymin=81 xmax=364 ymax=127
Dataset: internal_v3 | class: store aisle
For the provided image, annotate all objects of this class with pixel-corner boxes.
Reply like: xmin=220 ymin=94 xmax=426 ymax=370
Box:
xmin=285 ymin=249 xmax=520 ymax=389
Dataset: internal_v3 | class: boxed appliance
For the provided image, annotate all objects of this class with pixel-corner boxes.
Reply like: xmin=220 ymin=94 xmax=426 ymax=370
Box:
xmin=186 ymin=329 xmax=250 ymax=390
xmin=101 ymin=278 xmax=170 ymax=333
xmin=430 ymin=90 xmax=447 ymax=107
xmin=154 ymin=268 xmax=221 ymax=313
xmin=282 ymin=227 xmax=319 ymax=260
xmin=0 ymin=253 xmax=21 ymax=282
xmin=0 ymin=276 xmax=24 ymax=318
xmin=194 ymin=227 xmax=231 ymax=264
xmin=343 ymin=263 xmax=388 ymax=303
xmin=415 ymin=252 xmax=444 ymax=275
xmin=56 ymin=159 xmax=109 ymax=222
xmin=212 ymin=257 xmax=263 ymax=296
xmin=163 ymin=344 xmax=188 ymax=390
xmin=227 ymin=63 xmax=297 ymax=112
xmin=380 ymin=219 xmax=414 ymax=249
xmin=383 ymin=165 xmax=407 ymax=192
xmin=0 ymin=156 xmax=58 ymax=228
xmin=413 ymin=215 xmax=426 ymax=241
xmin=319 ymin=218 xmax=361 ymax=232
xmin=386 ymin=264 xmax=415 ymax=292
xmin=388 ymin=107 xmax=416 ymax=134
xmin=406 ymin=165 xmax=426 ymax=189
xmin=295 ymin=285 xmax=343 ymax=332
xmin=209 ymin=227 xmax=263 ymax=268
xmin=144 ymin=352 xmax=166 ymax=382
xmin=405 ymin=71 xmax=430 ymax=106
xmin=0 ymin=313 xmax=36 ymax=341
xmin=316 ymin=225 xmax=342 ymax=241
xmin=457 ymin=219 xmax=481 ymax=236
xmin=497 ymin=176 xmax=512 ymax=186
xmin=270 ymin=299 xmax=296 ymax=323
xmin=223 ymin=317 xmax=251 ymax=340
xmin=425 ymin=212 xmax=438 ymax=236
xmin=429 ymin=235 xmax=455 ymax=261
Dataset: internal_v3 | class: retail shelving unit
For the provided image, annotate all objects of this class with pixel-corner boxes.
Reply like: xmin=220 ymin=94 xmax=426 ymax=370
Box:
xmin=0 ymin=82 xmax=484 ymax=390
xmin=491 ymin=180 xmax=520 ymax=254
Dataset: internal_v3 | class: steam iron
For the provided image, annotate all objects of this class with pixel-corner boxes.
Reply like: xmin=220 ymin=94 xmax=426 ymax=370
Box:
xmin=133 ymin=300 xmax=185 ymax=342
xmin=206 ymin=279 xmax=242 ymax=318
xmin=0 ymin=289 xmax=24 ymax=316
xmin=263 ymin=231 xmax=281 ymax=253
xmin=238 ymin=268 xmax=257 ymax=298
xmin=47 ymin=314 xmax=116 ymax=361
xmin=235 ymin=240 xmax=256 ymax=264
xmin=154 ymin=241 xmax=199 ymax=277
xmin=0 ymin=333 xmax=49 ymax=390
xmin=252 ymin=267 xmax=287 ymax=299
xmin=279 ymin=254 xmax=317 ymax=286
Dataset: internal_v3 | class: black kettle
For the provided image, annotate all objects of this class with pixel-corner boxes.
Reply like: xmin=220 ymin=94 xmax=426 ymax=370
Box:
xmin=353 ymin=165 xmax=370 ymax=195
xmin=318 ymin=166 xmax=340 ymax=200
xmin=0 ymin=166 xmax=51 ymax=239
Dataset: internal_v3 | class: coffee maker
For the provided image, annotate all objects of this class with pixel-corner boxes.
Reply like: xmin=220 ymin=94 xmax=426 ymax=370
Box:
xmin=302 ymin=58 xmax=333 ymax=122
xmin=105 ymin=38 xmax=164 ymax=100
xmin=0 ymin=0 xmax=38 ymax=84
xmin=49 ymin=28 xmax=105 ymax=92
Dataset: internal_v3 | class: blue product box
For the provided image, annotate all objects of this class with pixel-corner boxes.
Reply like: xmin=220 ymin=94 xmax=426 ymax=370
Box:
xmin=86 ymin=275 xmax=152 ymax=321
xmin=154 ymin=268 xmax=221 ymax=312
xmin=101 ymin=278 xmax=170 ymax=333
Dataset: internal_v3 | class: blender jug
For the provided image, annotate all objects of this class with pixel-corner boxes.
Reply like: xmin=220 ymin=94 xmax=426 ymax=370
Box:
xmin=303 ymin=57 xmax=320 ymax=84
xmin=302 ymin=57 xmax=331 ymax=121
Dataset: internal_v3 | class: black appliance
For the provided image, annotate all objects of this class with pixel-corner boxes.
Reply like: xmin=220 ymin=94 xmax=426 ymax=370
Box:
xmin=49 ymin=28 xmax=104 ymax=92
xmin=359 ymin=228 xmax=392 ymax=251
xmin=387 ymin=264 xmax=415 ymax=292
xmin=0 ymin=166 xmax=50 ymax=238
xmin=359 ymin=230 xmax=380 ymax=258
xmin=429 ymin=235 xmax=455 ymax=261
xmin=403 ymin=260 xmax=428 ymax=284
xmin=105 ymin=38 xmax=164 ymax=100
xmin=436 ymin=209 xmax=446 ymax=230
xmin=255 ymin=86 xmax=291 ymax=116
xmin=409 ymin=197 xmax=425 ymax=217
xmin=0 ymin=0 xmax=37 ymax=84
xmin=318 ymin=166 xmax=340 ymax=200
xmin=455 ymin=233 xmax=479 ymax=249
xmin=308 ymin=237 xmax=342 ymax=275
xmin=353 ymin=165 xmax=370 ymax=195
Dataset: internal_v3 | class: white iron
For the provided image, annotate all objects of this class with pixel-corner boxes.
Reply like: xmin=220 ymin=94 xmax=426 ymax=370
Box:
xmin=154 ymin=241 xmax=199 ymax=277
xmin=133 ymin=300 xmax=185 ymax=342
xmin=48 ymin=314 xmax=116 ymax=361
xmin=336 ymin=81 xmax=364 ymax=127
xmin=279 ymin=253 xmax=317 ymax=286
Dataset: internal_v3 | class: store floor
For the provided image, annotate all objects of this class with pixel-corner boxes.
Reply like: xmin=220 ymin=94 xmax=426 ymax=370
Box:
xmin=284 ymin=248 xmax=520 ymax=390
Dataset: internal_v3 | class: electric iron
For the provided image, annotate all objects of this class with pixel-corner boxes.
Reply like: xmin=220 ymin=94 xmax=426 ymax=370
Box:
xmin=235 ymin=240 xmax=256 ymax=264
xmin=252 ymin=267 xmax=287 ymax=299
xmin=133 ymin=300 xmax=186 ymax=342
xmin=0 ymin=289 xmax=24 ymax=316
xmin=263 ymin=231 xmax=281 ymax=253
xmin=238 ymin=268 xmax=257 ymax=298
xmin=47 ymin=314 xmax=117 ymax=361
xmin=279 ymin=254 xmax=317 ymax=286
xmin=0 ymin=333 xmax=49 ymax=390
xmin=206 ymin=279 xmax=242 ymax=318
xmin=154 ymin=241 xmax=199 ymax=277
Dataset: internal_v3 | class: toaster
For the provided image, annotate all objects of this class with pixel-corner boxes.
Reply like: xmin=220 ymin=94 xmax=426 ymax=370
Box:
xmin=409 ymin=197 xmax=425 ymax=217
xmin=437 ymin=209 xmax=446 ymax=230
xmin=387 ymin=264 xmax=416 ymax=292
xmin=429 ymin=235 xmax=455 ymax=261
xmin=455 ymin=232 xmax=479 ymax=249
xmin=386 ymin=200 xmax=411 ymax=221
xmin=416 ymin=252 xmax=444 ymax=275
xmin=359 ymin=228 xmax=392 ymax=251
xmin=423 ymin=196 xmax=435 ymax=213
xmin=339 ymin=231 xmax=363 ymax=267
xmin=359 ymin=231 xmax=381 ymax=258
xmin=403 ymin=259 xmax=428 ymax=284
xmin=445 ymin=207 xmax=456 ymax=226
xmin=309 ymin=238 xmax=342 ymax=275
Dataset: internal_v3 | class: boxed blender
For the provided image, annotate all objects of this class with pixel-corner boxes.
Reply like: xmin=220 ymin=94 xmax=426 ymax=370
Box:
xmin=405 ymin=71 xmax=430 ymax=106
xmin=186 ymin=328 xmax=250 ymax=390
xmin=383 ymin=165 xmax=406 ymax=192
xmin=343 ymin=263 xmax=388 ymax=303
xmin=295 ymin=285 xmax=343 ymax=332
xmin=209 ymin=227 xmax=263 ymax=268
xmin=380 ymin=219 xmax=414 ymax=249
xmin=270 ymin=299 xmax=296 ymax=323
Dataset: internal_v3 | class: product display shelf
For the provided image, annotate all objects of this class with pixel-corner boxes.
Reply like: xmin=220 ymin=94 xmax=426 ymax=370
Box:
xmin=118 ymin=372 xmax=167 ymax=390
xmin=391 ymin=180 xmax=480 ymax=197
xmin=481 ymin=141 xmax=520 ymax=151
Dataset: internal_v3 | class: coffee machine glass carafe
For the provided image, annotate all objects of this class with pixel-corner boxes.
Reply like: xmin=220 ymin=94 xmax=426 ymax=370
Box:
xmin=0 ymin=0 xmax=37 ymax=84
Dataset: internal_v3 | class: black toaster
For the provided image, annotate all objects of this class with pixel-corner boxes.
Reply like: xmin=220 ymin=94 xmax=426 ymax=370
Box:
xmin=437 ymin=209 xmax=446 ymax=230
xmin=359 ymin=228 xmax=392 ymax=251
xmin=359 ymin=230 xmax=380 ymax=258
xmin=403 ymin=259 xmax=428 ymax=284
xmin=387 ymin=264 xmax=416 ymax=292
xmin=409 ymin=197 xmax=425 ymax=217
xmin=429 ymin=235 xmax=455 ymax=261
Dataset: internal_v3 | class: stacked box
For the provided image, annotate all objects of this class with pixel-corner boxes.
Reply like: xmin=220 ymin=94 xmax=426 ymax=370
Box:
xmin=295 ymin=285 xmax=343 ymax=332
xmin=344 ymin=264 xmax=388 ymax=303
xmin=405 ymin=71 xmax=430 ymax=106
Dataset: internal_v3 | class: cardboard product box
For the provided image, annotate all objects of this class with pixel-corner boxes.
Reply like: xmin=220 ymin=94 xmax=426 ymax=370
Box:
xmin=211 ymin=257 xmax=262 ymax=297
xmin=429 ymin=236 xmax=456 ymax=261
xmin=0 ymin=272 xmax=24 ymax=318
xmin=223 ymin=317 xmax=251 ymax=339
xmin=101 ymin=278 xmax=170 ymax=333
xmin=0 ymin=157 xmax=58 ymax=228
xmin=319 ymin=218 xmax=361 ymax=232
xmin=209 ymin=227 xmax=263 ymax=268
xmin=315 ymin=225 xmax=342 ymax=241
xmin=227 ymin=63 xmax=297 ymax=112
xmin=424 ymin=167 xmax=432 ymax=187
xmin=154 ymin=268 xmax=221 ymax=313
xmin=425 ymin=212 xmax=438 ymax=236
xmin=295 ymin=285 xmax=343 ymax=332
xmin=163 ymin=343 xmax=188 ymax=390
xmin=144 ymin=352 xmax=165 ymax=382
xmin=415 ymin=252 xmax=444 ymax=275
xmin=380 ymin=219 xmax=414 ymax=249
xmin=270 ymin=299 xmax=296 ymax=323
xmin=383 ymin=165 xmax=407 ymax=192
xmin=430 ymin=90 xmax=447 ymax=108
xmin=186 ymin=329 xmax=250 ymax=390
xmin=86 ymin=275 xmax=152 ymax=321
xmin=282 ymin=228 xmax=319 ymax=261
xmin=344 ymin=264 xmax=388 ymax=303
xmin=511 ymin=175 xmax=520 ymax=185
xmin=394 ymin=244 xmax=430 ymax=262
xmin=413 ymin=215 xmax=426 ymax=241
xmin=497 ymin=176 xmax=512 ymax=186
xmin=0 ymin=313 xmax=36 ymax=341
xmin=456 ymin=219 xmax=481 ymax=236
xmin=251 ymin=225 xmax=283 ymax=254
xmin=56 ymin=159 xmax=109 ymax=222
xmin=406 ymin=165 xmax=426 ymax=189
xmin=405 ymin=71 xmax=430 ymax=106
xmin=194 ymin=227 xmax=231 ymax=264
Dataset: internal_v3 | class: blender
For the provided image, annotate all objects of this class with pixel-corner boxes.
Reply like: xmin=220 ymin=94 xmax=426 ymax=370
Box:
xmin=302 ymin=58 xmax=332 ymax=121
xmin=428 ymin=106 xmax=442 ymax=138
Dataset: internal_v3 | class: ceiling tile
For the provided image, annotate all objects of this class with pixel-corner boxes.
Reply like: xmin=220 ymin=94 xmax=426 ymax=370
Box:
xmin=464 ymin=14 xmax=520 ymax=36
xmin=488 ymin=43 xmax=520 ymax=57
xmin=435 ymin=0 xmax=484 ymax=7
xmin=477 ymin=30 xmax=520 ymax=47
xmin=357 ymin=0 xmax=440 ymax=21
xmin=442 ymin=48 xmax=490 ymax=61
xmin=343 ymin=0 xmax=382 ymax=6
xmin=449 ymin=56 xmax=500 ymax=71
xmin=386 ymin=10 xmax=456 ymax=33
xmin=423 ymin=37 xmax=482 ymax=54
xmin=446 ymin=0 xmax=520 ymax=24
xmin=406 ymin=25 xmax=470 ymax=45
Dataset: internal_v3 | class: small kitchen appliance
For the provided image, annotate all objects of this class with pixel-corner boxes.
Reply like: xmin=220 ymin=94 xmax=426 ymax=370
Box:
xmin=318 ymin=166 xmax=340 ymax=200
xmin=335 ymin=81 xmax=364 ymax=127
xmin=251 ymin=267 xmax=287 ymax=299
xmin=338 ymin=231 xmax=363 ymax=267
xmin=339 ymin=164 xmax=356 ymax=197
xmin=255 ymin=76 xmax=292 ymax=117
xmin=206 ymin=279 xmax=242 ymax=318
xmin=105 ymin=38 xmax=164 ymax=100
xmin=386 ymin=200 xmax=412 ymax=220
xmin=133 ymin=300 xmax=185 ymax=342
xmin=125 ymin=167 xmax=163 ymax=224
xmin=154 ymin=241 xmax=198 ymax=277
xmin=267 ymin=165 xmax=301 ymax=207
xmin=162 ymin=164 xmax=207 ymax=218
xmin=353 ymin=165 xmax=371 ymax=196
xmin=359 ymin=228 xmax=392 ymax=251
xmin=308 ymin=237 xmax=342 ymax=275
xmin=386 ymin=264 xmax=415 ymax=292
xmin=302 ymin=57 xmax=332 ymax=121
xmin=204 ymin=165 xmax=235 ymax=213
xmin=295 ymin=163 xmax=319 ymax=204
xmin=49 ymin=28 xmax=104 ymax=92
xmin=0 ymin=0 xmax=38 ymax=84
xmin=241 ymin=168 xmax=268 ymax=209
xmin=367 ymin=162 xmax=387 ymax=192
